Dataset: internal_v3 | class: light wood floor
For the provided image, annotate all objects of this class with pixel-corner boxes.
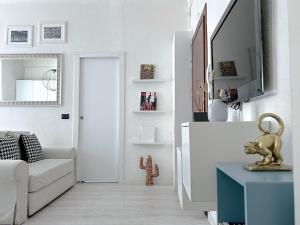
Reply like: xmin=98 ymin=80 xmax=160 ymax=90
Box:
xmin=24 ymin=183 xmax=210 ymax=225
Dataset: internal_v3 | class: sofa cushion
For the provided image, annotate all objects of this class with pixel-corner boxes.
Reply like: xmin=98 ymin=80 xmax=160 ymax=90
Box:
xmin=28 ymin=159 xmax=74 ymax=192
xmin=0 ymin=131 xmax=7 ymax=138
xmin=0 ymin=136 xmax=19 ymax=160
xmin=20 ymin=134 xmax=44 ymax=163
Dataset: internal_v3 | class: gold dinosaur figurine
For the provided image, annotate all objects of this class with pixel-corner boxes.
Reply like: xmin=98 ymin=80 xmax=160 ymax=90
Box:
xmin=139 ymin=155 xmax=159 ymax=186
xmin=244 ymin=113 xmax=292 ymax=171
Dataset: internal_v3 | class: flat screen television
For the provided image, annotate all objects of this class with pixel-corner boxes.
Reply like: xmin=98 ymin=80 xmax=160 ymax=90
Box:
xmin=211 ymin=0 xmax=264 ymax=102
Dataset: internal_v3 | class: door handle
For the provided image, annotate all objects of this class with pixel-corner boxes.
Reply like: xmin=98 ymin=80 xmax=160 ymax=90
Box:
xmin=80 ymin=116 xmax=84 ymax=120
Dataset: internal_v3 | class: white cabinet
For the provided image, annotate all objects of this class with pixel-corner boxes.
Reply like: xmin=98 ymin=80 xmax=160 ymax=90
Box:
xmin=177 ymin=147 xmax=183 ymax=208
xmin=181 ymin=121 xmax=265 ymax=210
xmin=16 ymin=80 xmax=56 ymax=101
xmin=16 ymin=80 xmax=32 ymax=101
xmin=172 ymin=31 xmax=193 ymax=190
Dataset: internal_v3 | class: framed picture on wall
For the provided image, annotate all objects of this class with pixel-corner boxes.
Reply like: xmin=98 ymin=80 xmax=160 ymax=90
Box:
xmin=140 ymin=64 xmax=155 ymax=79
xmin=6 ymin=25 xmax=33 ymax=47
xmin=140 ymin=92 xmax=157 ymax=111
xmin=39 ymin=22 xmax=67 ymax=43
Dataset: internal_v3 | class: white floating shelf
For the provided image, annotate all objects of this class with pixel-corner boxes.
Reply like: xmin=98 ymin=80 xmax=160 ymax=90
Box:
xmin=132 ymin=110 xmax=165 ymax=114
xmin=131 ymin=140 xmax=166 ymax=145
xmin=213 ymin=76 xmax=247 ymax=81
xmin=131 ymin=79 xmax=166 ymax=83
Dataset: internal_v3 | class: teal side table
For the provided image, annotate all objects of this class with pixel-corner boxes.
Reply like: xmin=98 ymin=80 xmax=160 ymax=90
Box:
xmin=216 ymin=163 xmax=294 ymax=225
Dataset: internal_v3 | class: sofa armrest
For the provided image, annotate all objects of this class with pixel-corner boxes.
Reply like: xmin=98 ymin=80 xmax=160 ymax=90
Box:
xmin=0 ymin=160 xmax=28 ymax=183
xmin=43 ymin=147 xmax=77 ymax=183
xmin=0 ymin=160 xmax=29 ymax=225
xmin=43 ymin=147 xmax=76 ymax=159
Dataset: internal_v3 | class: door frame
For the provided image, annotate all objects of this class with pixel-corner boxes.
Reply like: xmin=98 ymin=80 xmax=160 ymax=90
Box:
xmin=73 ymin=52 xmax=126 ymax=183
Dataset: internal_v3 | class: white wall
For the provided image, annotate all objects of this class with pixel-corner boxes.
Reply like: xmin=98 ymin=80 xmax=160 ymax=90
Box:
xmin=23 ymin=59 xmax=57 ymax=80
xmin=0 ymin=0 xmax=188 ymax=184
xmin=288 ymin=0 xmax=300 ymax=223
xmin=189 ymin=0 xmax=292 ymax=163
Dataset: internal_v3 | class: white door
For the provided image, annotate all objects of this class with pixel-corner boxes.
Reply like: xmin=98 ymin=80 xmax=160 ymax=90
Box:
xmin=78 ymin=57 xmax=119 ymax=182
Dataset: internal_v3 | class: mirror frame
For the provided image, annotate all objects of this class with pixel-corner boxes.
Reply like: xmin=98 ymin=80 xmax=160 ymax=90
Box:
xmin=0 ymin=53 xmax=62 ymax=106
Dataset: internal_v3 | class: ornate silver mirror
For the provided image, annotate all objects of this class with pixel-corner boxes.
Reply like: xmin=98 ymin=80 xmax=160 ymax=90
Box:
xmin=0 ymin=53 xmax=62 ymax=106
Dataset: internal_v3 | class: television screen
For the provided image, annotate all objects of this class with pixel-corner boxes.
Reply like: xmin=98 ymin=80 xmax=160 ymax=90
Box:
xmin=211 ymin=0 xmax=264 ymax=102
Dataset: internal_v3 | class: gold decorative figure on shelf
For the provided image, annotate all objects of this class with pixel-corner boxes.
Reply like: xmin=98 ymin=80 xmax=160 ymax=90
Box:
xmin=244 ymin=113 xmax=292 ymax=171
xmin=139 ymin=155 xmax=159 ymax=186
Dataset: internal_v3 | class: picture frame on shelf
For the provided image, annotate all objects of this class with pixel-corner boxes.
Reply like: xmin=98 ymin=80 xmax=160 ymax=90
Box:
xmin=140 ymin=64 xmax=155 ymax=79
xmin=6 ymin=25 xmax=33 ymax=47
xmin=219 ymin=61 xmax=237 ymax=77
xmin=139 ymin=126 xmax=156 ymax=143
xmin=140 ymin=92 xmax=157 ymax=111
xmin=39 ymin=21 xmax=67 ymax=43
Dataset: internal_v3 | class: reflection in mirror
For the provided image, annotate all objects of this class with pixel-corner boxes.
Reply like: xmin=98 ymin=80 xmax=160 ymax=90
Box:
xmin=211 ymin=0 xmax=263 ymax=101
xmin=0 ymin=54 xmax=62 ymax=106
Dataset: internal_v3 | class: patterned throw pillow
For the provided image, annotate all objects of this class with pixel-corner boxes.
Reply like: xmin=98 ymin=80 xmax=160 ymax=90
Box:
xmin=20 ymin=134 xmax=44 ymax=163
xmin=0 ymin=136 xmax=20 ymax=160
xmin=5 ymin=131 xmax=30 ymax=160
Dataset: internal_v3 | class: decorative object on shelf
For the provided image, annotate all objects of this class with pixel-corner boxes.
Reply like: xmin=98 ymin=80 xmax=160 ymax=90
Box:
xmin=192 ymin=83 xmax=207 ymax=111
xmin=42 ymin=69 xmax=57 ymax=91
xmin=219 ymin=61 xmax=237 ymax=77
xmin=193 ymin=112 xmax=208 ymax=122
xmin=140 ymin=64 xmax=155 ymax=79
xmin=206 ymin=65 xmax=214 ymax=100
xmin=244 ymin=113 xmax=292 ymax=171
xmin=192 ymin=83 xmax=209 ymax=122
xmin=6 ymin=25 xmax=33 ymax=47
xmin=140 ymin=92 xmax=157 ymax=111
xmin=208 ymin=89 xmax=228 ymax=122
xmin=225 ymin=88 xmax=238 ymax=103
xmin=139 ymin=126 xmax=156 ymax=143
xmin=139 ymin=155 xmax=159 ymax=186
xmin=39 ymin=22 xmax=67 ymax=43
xmin=208 ymin=99 xmax=228 ymax=122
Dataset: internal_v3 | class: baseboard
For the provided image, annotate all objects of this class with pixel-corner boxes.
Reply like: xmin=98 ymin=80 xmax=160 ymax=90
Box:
xmin=179 ymin=184 xmax=216 ymax=211
xmin=124 ymin=179 xmax=173 ymax=186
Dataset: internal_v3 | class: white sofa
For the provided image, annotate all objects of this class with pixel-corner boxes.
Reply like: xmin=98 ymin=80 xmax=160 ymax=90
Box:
xmin=0 ymin=161 xmax=18 ymax=225
xmin=0 ymin=132 xmax=76 ymax=225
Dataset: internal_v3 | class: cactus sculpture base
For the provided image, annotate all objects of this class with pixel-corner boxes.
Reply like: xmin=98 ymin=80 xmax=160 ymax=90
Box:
xmin=139 ymin=155 xmax=159 ymax=186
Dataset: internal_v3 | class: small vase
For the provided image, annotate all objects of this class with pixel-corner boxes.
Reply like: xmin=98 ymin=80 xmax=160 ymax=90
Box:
xmin=208 ymin=99 xmax=228 ymax=122
xmin=193 ymin=112 xmax=209 ymax=122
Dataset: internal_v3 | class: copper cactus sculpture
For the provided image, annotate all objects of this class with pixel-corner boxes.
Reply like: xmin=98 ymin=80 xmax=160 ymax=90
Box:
xmin=139 ymin=155 xmax=159 ymax=186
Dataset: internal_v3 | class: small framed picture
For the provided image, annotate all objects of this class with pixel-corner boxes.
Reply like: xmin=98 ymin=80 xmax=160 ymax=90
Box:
xmin=140 ymin=92 xmax=157 ymax=111
xmin=39 ymin=22 xmax=67 ymax=43
xmin=219 ymin=61 xmax=237 ymax=77
xmin=6 ymin=25 xmax=33 ymax=47
xmin=140 ymin=64 xmax=155 ymax=79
